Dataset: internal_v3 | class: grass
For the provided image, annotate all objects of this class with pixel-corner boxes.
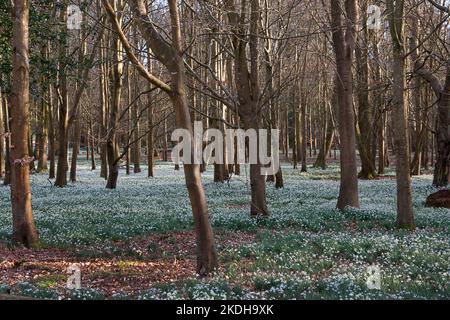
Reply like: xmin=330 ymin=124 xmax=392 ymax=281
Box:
xmin=0 ymin=160 xmax=449 ymax=299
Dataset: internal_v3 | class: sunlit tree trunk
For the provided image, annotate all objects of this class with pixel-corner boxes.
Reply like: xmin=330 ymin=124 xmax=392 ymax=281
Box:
xmin=2 ymin=93 xmax=11 ymax=185
xmin=10 ymin=0 xmax=39 ymax=247
xmin=0 ymin=90 xmax=3 ymax=178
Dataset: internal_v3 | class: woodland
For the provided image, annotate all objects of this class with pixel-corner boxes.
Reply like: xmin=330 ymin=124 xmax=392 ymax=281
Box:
xmin=0 ymin=0 xmax=449 ymax=300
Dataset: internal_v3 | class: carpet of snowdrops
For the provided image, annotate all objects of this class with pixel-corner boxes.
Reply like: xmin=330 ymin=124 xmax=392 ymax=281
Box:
xmin=0 ymin=160 xmax=449 ymax=300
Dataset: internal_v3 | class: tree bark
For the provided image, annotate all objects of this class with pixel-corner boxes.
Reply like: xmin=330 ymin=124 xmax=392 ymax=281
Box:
xmin=355 ymin=0 xmax=376 ymax=179
xmin=0 ymin=90 xmax=3 ymax=178
xmin=105 ymin=0 xmax=123 ymax=189
xmin=55 ymin=2 xmax=69 ymax=187
xmin=225 ymin=0 xmax=269 ymax=216
xmin=330 ymin=0 xmax=360 ymax=209
xmin=99 ymin=35 xmax=108 ymax=179
xmin=313 ymin=101 xmax=335 ymax=169
xmin=388 ymin=0 xmax=415 ymax=229
xmin=69 ymin=114 xmax=81 ymax=182
xmin=10 ymin=0 xmax=39 ymax=247
xmin=37 ymin=83 xmax=48 ymax=173
xmin=2 ymin=94 xmax=11 ymax=185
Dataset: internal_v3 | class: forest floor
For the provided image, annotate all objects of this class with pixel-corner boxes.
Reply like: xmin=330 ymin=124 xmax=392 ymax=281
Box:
xmin=0 ymin=161 xmax=449 ymax=300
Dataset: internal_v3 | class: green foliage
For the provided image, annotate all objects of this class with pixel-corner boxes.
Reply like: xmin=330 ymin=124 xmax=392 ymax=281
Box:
xmin=0 ymin=1 xmax=64 ymax=97
xmin=16 ymin=281 xmax=59 ymax=299
xmin=0 ymin=0 xmax=12 ymax=92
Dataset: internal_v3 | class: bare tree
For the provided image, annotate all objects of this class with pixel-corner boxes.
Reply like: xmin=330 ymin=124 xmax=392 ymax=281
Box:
xmin=102 ymin=0 xmax=218 ymax=275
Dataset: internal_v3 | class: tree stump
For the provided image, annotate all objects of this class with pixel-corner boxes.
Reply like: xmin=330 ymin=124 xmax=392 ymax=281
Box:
xmin=425 ymin=190 xmax=450 ymax=208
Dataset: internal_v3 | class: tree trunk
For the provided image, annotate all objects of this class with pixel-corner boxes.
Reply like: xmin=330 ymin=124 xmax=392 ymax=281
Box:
xmin=55 ymin=2 xmax=69 ymax=187
xmin=314 ymin=99 xmax=334 ymax=169
xmin=98 ymin=35 xmax=108 ymax=179
xmin=331 ymin=0 xmax=360 ymax=210
xmin=37 ymin=91 xmax=48 ymax=173
xmin=147 ymin=49 xmax=154 ymax=178
xmin=131 ymin=55 xmax=141 ymax=173
xmin=432 ymin=69 xmax=450 ymax=187
xmin=125 ymin=63 xmax=131 ymax=176
xmin=48 ymin=84 xmax=55 ymax=179
xmin=388 ymin=0 xmax=414 ymax=229
xmin=106 ymin=0 xmax=219 ymax=275
xmin=292 ymin=98 xmax=299 ymax=170
xmin=378 ymin=112 xmax=386 ymax=174
xmin=147 ymin=100 xmax=154 ymax=178
xmin=28 ymin=127 xmax=35 ymax=173
xmin=106 ymin=0 xmax=123 ymax=189
xmin=10 ymin=0 xmax=39 ymax=247
xmin=2 ymin=94 xmax=11 ymax=186
xmin=300 ymin=93 xmax=308 ymax=172
xmin=88 ymin=102 xmax=96 ymax=170
xmin=0 ymin=90 xmax=3 ymax=178
xmin=168 ymin=0 xmax=218 ymax=274
xmin=410 ymin=18 xmax=423 ymax=176
xmin=242 ymin=116 xmax=269 ymax=216
xmin=69 ymin=116 xmax=81 ymax=182
xmin=355 ymin=0 xmax=376 ymax=179
xmin=225 ymin=0 xmax=269 ymax=216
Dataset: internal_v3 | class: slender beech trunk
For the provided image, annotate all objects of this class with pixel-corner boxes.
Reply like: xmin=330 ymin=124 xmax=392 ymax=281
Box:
xmin=89 ymin=121 xmax=96 ymax=170
xmin=131 ymin=33 xmax=141 ymax=173
xmin=70 ymin=114 xmax=81 ymax=182
xmin=106 ymin=0 xmax=123 ymax=189
xmin=27 ymin=127 xmax=35 ymax=172
xmin=125 ymin=63 xmax=131 ymax=176
xmin=410 ymin=18 xmax=423 ymax=176
xmin=292 ymin=96 xmax=298 ymax=170
xmin=300 ymin=95 xmax=308 ymax=172
xmin=2 ymin=94 xmax=11 ymax=185
xmin=378 ymin=112 xmax=386 ymax=174
xmin=147 ymin=97 xmax=154 ymax=177
xmin=48 ymin=84 xmax=55 ymax=178
xmin=37 ymin=100 xmax=48 ymax=172
xmin=55 ymin=2 xmax=69 ymax=187
xmin=163 ymin=115 xmax=168 ymax=162
xmin=314 ymin=102 xmax=335 ymax=169
xmin=70 ymin=28 xmax=87 ymax=182
xmin=0 ymin=90 xmax=3 ymax=177
xmin=372 ymin=30 xmax=385 ymax=175
xmin=37 ymin=69 xmax=48 ymax=173
xmin=146 ymin=49 xmax=154 ymax=177
xmin=99 ymin=36 xmax=108 ymax=179
xmin=388 ymin=0 xmax=414 ymax=229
